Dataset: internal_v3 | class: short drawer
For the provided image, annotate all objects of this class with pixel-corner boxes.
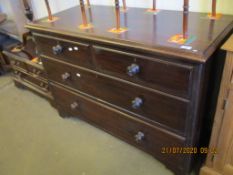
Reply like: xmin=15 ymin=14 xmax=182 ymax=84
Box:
xmin=93 ymin=46 xmax=193 ymax=99
xmin=13 ymin=70 xmax=49 ymax=92
xmin=9 ymin=56 xmax=27 ymax=71
xmin=51 ymin=83 xmax=186 ymax=171
xmin=26 ymin=63 xmax=47 ymax=79
xmin=43 ymin=57 xmax=189 ymax=133
xmin=34 ymin=34 xmax=93 ymax=68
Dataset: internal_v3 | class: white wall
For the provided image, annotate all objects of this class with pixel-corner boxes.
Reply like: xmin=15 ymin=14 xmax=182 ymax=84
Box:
xmin=30 ymin=0 xmax=78 ymax=19
xmin=0 ymin=0 xmax=14 ymax=19
xmin=30 ymin=0 xmax=233 ymax=20
xmin=1 ymin=0 xmax=233 ymax=20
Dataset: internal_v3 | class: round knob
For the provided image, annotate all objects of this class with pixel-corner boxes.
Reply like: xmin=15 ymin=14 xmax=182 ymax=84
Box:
xmin=40 ymin=82 xmax=44 ymax=87
xmin=16 ymin=72 xmax=22 ymax=77
xmin=52 ymin=44 xmax=63 ymax=55
xmin=132 ymin=97 xmax=143 ymax=109
xmin=14 ymin=70 xmax=21 ymax=76
xmin=11 ymin=60 xmax=15 ymax=65
xmin=135 ymin=131 xmax=145 ymax=142
xmin=16 ymin=62 xmax=20 ymax=66
xmin=32 ymin=68 xmax=37 ymax=73
xmin=36 ymin=70 xmax=41 ymax=75
xmin=61 ymin=72 xmax=71 ymax=81
xmin=40 ymin=83 xmax=48 ymax=91
xmin=127 ymin=63 xmax=140 ymax=76
xmin=70 ymin=102 xmax=79 ymax=110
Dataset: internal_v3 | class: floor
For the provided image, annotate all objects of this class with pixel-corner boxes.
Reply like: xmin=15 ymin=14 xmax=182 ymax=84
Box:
xmin=0 ymin=75 xmax=180 ymax=175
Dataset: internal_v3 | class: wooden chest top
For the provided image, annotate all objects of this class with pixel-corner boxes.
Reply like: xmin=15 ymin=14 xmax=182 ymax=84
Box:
xmin=26 ymin=5 xmax=233 ymax=63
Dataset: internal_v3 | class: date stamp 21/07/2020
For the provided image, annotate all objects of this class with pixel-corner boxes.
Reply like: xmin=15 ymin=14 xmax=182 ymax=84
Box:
xmin=161 ymin=147 xmax=217 ymax=154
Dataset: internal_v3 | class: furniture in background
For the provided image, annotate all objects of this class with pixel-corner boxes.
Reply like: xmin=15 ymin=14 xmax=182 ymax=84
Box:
xmin=3 ymin=36 xmax=53 ymax=102
xmin=0 ymin=11 xmax=23 ymax=74
xmin=25 ymin=4 xmax=233 ymax=175
xmin=2 ymin=0 xmax=53 ymax=100
xmin=200 ymin=35 xmax=233 ymax=175
xmin=0 ymin=33 xmax=20 ymax=74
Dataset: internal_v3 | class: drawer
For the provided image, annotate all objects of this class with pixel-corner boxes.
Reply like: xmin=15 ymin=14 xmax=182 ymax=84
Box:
xmin=13 ymin=71 xmax=49 ymax=92
xmin=93 ymin=46 xmax=193 ymax=99
xmin=51 ymin=83 xmax=187 ymax=171
xmin=34 ymin=34 xmax=93 ymax=68
xmin=43 ymin=57 xmax=189 ymax=133
xmin=26 ymin=63 xmax=47 ymax=79
xmin=9 ymin=56 xmax=27 ymax=71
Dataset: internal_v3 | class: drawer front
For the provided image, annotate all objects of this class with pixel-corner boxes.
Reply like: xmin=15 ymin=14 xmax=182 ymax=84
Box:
xmin=9 ymin=57 xmax=27 ymax=71
xmin=26 ymin=63 xmax=47 ymax=79
xmin=51 ymin=83 xmax=186 ymax=170
xmin=34 ymin=34 xmax=93 ymax=68
xmin=43 ymin=57 xmax=188 ymax=133
xmin=93 ymin=46 xmax=193 ymax=99
xmin=13 ymin=71 xmax=49 ymax=92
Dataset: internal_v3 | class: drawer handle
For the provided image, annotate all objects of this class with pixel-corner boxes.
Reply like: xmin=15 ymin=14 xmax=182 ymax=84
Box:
xmin=40 ymin=82 xmax=48 ymax=89
xmin=32 ymin=68 xmax=41 ymax=75
xmin=40 ymin=82 xmax=44 ymax=87
xmin=52 ymin=44 xmax=63 ymax=55
xmin=41 ymin=83 xmax=48 ymax=90
xmin=14 ymin=71 xmax=22 ymax=77
xmin=44 ymin=85 xmax=49 ymax=90
xmin=135 ymin=131 xmax=145 ymax=142
xmin=127 ymin=63 xmax=140 ymax=76
xmin=70 ymin=102 xmax=79 ymax=110
xmin=132 ymin=97 xmax=143 ymax=109
xmin=61 ymin=72 xmax=71 ymax=81
xmin=36 ymin=71 xmax=41 ymax=75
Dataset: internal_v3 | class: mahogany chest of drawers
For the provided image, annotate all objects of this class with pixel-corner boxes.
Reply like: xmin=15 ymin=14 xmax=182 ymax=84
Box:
xmin=26 ymin=5 xmax=233 ymax=175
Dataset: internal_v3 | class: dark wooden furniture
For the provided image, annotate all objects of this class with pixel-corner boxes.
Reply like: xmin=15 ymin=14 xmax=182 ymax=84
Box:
xmin=25 ymin=5 xmax=233 ymax=175
xmin=3 ymin=37 xmax=52 ymax=101
xmin=0 ymin=33 xmax=20 ymax=74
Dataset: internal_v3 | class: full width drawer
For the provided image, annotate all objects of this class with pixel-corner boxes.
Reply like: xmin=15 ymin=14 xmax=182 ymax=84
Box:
xmin=43 ymin=57 xmax=189 ymax=133
xmin=93 ymin=46 xmax=193 ymax=99
xmin=34 ymin=34 xmax=93 ymax=68
xmin=51 ymin=83 xmax=186 ymax=170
